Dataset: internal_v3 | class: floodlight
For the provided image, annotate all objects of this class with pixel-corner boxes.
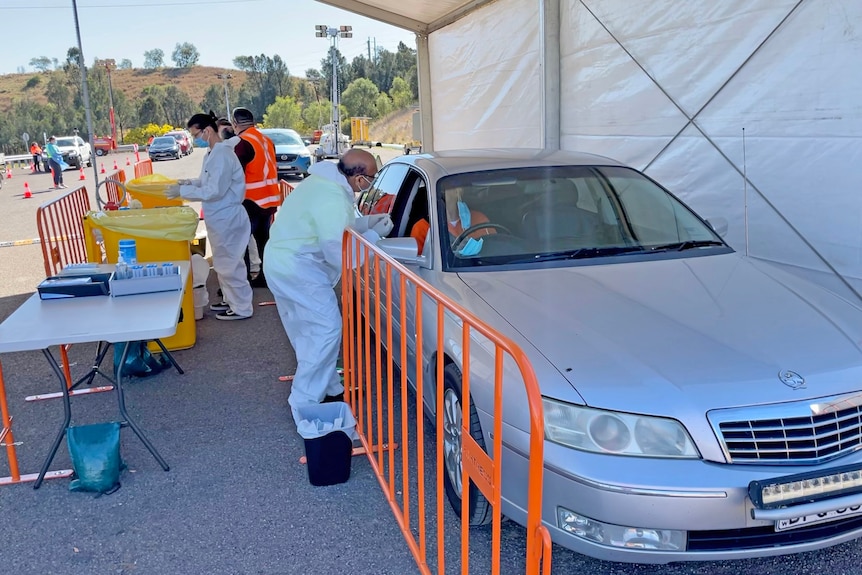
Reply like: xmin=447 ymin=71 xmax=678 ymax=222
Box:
xmin=315 ymin=31 xmax=325 ymax=37
xmin=339 ymin=25 xmax=352 ymax=32
xmin=341 ymin=32 xmax=353 ymax=38
xmin=315 ymin=24 xmax=327 ymax=31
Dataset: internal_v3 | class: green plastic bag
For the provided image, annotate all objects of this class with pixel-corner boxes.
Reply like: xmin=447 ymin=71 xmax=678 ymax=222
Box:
xmin=113 ymin=341 xmax=170 ymax=378
xmin=67 ymin=422 xmax=125 ymax=494
xmin=86 ymin=206 xmax=199 ymax=241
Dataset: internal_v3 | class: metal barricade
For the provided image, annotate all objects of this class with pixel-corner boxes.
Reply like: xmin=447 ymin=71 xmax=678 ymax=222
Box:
xmin=342 ymin=230 xmax=552 ymax=575
xmin=35 ymin=185 xmax=91 ymax=277
xmin=278 ymin=179 xmax=295 ymax=204
xmin=134 ymin=159 xmax=153 ymax=178
xmin=104 ymin=169 xmax=127 ymax=206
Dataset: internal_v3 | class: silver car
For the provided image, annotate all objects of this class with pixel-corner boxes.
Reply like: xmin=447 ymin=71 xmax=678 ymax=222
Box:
xmin=358 ymin=149 xmax=862 ymax=563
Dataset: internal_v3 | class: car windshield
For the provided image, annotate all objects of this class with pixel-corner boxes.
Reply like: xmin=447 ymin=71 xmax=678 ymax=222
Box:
xmin=153 ymin=137 xmax=175 ymax=145
xmin=167 ymin=133 xmax=185 ymax=141
xmin=55 ymin=138 xmax=76 ymax=147
xmin=264 ymin=131 xmax=304 ymax=146
xmin=438 ymin=165 xmax=728 ymax=268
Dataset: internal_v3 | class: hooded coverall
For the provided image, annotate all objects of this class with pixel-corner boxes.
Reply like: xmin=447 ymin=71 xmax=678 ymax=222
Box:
xmin=178 ymin=141 xmax=253 ymax=318
xmin=264 ymin=161 xmax=380 ymax=424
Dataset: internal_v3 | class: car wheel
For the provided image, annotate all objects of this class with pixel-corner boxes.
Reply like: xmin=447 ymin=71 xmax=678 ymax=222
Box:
xmin=442 ymin=362 xmax=492 ymax=526
xmin=73 ymin=157 xmax=82 ymax=170
xmin=96 ymin=149 xmax=104 ymax=156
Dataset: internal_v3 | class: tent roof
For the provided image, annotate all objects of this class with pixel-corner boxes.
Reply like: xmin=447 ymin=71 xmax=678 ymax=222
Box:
xmin=315 ymin=0 xmax=496 ymax=33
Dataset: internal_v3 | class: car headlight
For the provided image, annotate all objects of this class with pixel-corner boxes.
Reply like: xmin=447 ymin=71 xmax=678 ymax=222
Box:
xmin=299 ymin=150 xmax=311 ymax=158
xmin=543 ymin=398 xmax=699 ymax=458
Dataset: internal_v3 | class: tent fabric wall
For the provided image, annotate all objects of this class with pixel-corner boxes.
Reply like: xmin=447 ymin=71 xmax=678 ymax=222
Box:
xmin=429 ymin=0 xmax=544 ymax=150
xmin=427 ymin=0 xmax=862 ymax=280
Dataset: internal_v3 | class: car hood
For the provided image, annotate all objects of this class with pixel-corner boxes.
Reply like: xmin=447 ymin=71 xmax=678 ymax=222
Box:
xmin=458 ymin=253 xmax=862 ymax=416
xmin=272 ymin=143 xmax=307 ymax=155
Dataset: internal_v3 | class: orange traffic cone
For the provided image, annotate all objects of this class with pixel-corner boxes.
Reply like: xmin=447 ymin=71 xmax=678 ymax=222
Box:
xmin=6 ymin=167 xmax=12 ymax=179
xmin=125 ymin=156 xmax=131 ymax=166
xmin=29 ymin=162 xmax=35 ymax=172
xmin=23 ymin=182 xmax=32 ymax=198
xmin=100 ymin=163 xmax=106 ymax=174
xmin=79 ymin=167 xmax=86 ymax=180
xmin=113 ymin=159 xmax=119 ymax=170
xmin=199 ymin=208 xmax=204 ymax=220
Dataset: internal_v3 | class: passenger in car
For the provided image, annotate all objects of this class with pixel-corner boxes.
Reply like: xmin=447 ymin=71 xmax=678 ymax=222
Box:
xmin=409 ymin=186 xmax=495 ymax=254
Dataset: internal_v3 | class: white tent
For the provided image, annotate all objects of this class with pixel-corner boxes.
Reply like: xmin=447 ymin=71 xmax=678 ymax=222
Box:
xmin=319 ymin=0 xmax=862 ymax=288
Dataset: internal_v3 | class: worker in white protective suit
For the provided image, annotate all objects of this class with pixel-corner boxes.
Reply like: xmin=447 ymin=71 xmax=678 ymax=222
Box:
xmin=263 ymin=149 xmax=393 ymax=426
xmin=164 ymin=112 xmax=253 ymax=320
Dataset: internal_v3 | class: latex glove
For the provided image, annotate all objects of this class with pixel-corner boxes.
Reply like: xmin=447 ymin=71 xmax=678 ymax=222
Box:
xmin=456 ymin=237 xmax=484 ymax=256
xmin=371 ymin=214 xmax=393 ymax=237
xmin=177 ymin=178 xmax=192 ymax=186
xmin=164 ymin=184 xmax=181 ymax=199
xmin=353 ymin=213 xmax=389 ymax=233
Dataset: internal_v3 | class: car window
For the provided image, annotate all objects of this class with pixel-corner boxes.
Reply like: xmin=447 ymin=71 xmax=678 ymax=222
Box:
xmin=436 ymin=165 xmax=726 ymax=269
xmin=56 ymin=138 xmax=75 ymax=147
xmin=366 ymin=163 xmax=409 ymax=216
xmin=153 ymin=137 xmax=175 ymax=145
xmin=263 ymin=131 xmax=304 ymax=146
xmin=76 ymin=137 xmax=85 ymax=146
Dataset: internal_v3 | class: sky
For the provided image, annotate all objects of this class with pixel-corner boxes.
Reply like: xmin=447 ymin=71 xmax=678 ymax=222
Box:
xmin=0 ymin=0 xmax=417 ymax=77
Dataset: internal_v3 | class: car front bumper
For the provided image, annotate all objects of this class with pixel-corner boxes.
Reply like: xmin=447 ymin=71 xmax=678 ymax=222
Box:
xmin=496 ymin=422 xmax=862 ymax=563
xmin=276 ymin=156 xmax=310 ymax=177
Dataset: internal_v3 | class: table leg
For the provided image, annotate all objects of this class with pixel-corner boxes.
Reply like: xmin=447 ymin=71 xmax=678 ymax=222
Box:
xmin=33 ymin=348 xmax=73 ymax=489
xmin=152 ymin=339 xmax=184 ymax=375
xmin=115 ymin=342 xmax=170 ymax=472
xmin=71 ymin=341 xmax=115 ymax=388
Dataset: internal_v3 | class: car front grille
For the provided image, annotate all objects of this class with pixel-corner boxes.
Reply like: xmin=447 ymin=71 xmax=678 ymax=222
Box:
xmin=710 ymin=392 xmax=862 ymax=465
xmin=279 ymin=154 xmax=298 ymax=162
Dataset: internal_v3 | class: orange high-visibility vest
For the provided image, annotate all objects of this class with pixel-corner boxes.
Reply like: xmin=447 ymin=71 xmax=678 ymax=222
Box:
xmin=239 ymin=126 xmax=280 ymax=209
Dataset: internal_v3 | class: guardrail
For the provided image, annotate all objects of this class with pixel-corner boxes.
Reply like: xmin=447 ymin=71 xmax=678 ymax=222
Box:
xmin=342 ymin=229 xmax=552 ymax=575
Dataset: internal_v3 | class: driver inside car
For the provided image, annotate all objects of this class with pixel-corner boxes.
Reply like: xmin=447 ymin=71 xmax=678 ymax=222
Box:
xmin=410 ymin=186 xmax=495 ymax=255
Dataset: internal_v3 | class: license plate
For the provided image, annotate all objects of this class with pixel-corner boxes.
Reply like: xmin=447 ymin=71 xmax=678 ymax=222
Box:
xmin=775 ymin=504 xmax=862 ymax=531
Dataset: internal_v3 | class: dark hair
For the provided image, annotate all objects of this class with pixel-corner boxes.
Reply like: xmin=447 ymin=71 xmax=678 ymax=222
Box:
xmin=337 ymin=157 xmax=367 ymax=178
xmin=231 ymin=107 xmax=254 ymax=124
xmin=187 ymin=111 xmax=218 ymax=131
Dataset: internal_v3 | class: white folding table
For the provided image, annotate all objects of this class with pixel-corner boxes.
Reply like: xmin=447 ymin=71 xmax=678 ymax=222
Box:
xmin=0 ymin=262 xmax=188 ymax=488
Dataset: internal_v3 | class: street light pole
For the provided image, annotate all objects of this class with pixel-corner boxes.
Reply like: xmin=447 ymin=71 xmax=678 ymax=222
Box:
xmin=104 ymin=59 xmax=117 ymax=144
xmin=216 ymin=73 xmax=233 ymax=119
xmin=315 ymin=24 xmax=352 ymax=156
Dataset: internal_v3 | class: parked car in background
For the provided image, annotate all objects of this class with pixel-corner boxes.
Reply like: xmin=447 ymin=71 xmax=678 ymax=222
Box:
xmin=260 ymin=128 xmax=311 ymax=179
xmin=147 ymin=136 xmax=181 ymax=161
xmin=54 ymin=136 xmax=93 ymax=170
xmin=359 ymin=148 xmax=862 ymax=564
xmin=94 ymin=136 xmax=115 ymax=156
xmin=165 ymin=130 xmax=193 ymax=156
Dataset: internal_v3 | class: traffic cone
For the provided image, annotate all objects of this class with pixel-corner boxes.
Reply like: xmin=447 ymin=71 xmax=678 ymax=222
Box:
xmin=199 ymin=208 xmax=204 ymax=220
xmin=125 ymin=156 xmax=131 ymax=166
xmin=23 ymin=182 xmax=32 ymax=198
xmin=29 ymin=162 xmax=35 ymax=172
xmin=100 ymin=163 xmax=106 ymax=174
xmin=113 ymin=159 xmax=119 ymax=170
xmin=79 ymin=167 xmax=86 ymax=180
xmin=6 ymin=167 xmax=12 ymax=179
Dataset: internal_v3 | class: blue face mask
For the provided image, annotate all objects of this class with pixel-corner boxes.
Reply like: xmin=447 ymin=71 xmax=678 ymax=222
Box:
xmin=457 ymin=200 xmax=471 ymax=229
xmin=194 ymin=137 xmax=208 ymax=148
xmin=456 ymin=237 xmax=483 ymax=257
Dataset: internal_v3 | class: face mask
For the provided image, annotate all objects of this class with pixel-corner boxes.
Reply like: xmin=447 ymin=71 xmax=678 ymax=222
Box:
xmin=357 ymin=175 xmax=373 ymax=195
xmin=194 ymin=137 xmax=208 ymax=147
xmin=457 ymin=200 xmax=471 ymax=229
xmin=456 ymin=237 xmax=483 ymax=257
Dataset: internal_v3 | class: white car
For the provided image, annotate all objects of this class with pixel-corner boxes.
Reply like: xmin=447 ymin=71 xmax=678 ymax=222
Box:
xmin=54 ymin=136 xmax=93 ymax=170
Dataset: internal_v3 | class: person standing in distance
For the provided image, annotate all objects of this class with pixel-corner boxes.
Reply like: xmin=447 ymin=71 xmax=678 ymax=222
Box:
xmin=44 ymin=136 xmax=67 ymax=189
xmin=164 ymin=112 xmax=253 ymax=320
xmin=231 ymin=107 xmax=279 ymax=288
xmin=264 ymin=149 xmax=392 ymax=427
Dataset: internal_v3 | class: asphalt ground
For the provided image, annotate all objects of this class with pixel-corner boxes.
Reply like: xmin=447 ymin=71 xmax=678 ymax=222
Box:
xmin=2 ymin=148 xmax=862 ymax=573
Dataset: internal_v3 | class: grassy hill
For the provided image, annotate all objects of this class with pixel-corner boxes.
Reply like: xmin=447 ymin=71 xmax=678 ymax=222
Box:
xmin=0 ymin=66 xmax=248 ymax=113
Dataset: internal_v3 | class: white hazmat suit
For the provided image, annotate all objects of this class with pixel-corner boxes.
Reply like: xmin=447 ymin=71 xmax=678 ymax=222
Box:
xmin=178 ymin=142 xmax=253 ymax=318
xmin=264 ymin=161 xmax=390 ymax=425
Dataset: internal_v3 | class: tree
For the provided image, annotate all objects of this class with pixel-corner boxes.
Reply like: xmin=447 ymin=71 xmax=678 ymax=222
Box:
xmin=233 ymin=53 xmax=292 ymax=120
xmin=302 ymin=99 xmax=331 ymax=130
xmin=262 ymin=96 xmax=304 ymax=131
xmin=162 ymin=86 xmax=195 ymax=126
xmin=143 ymin=49 xmax=164 ymax=69
xmin=389 ymin=76 xmax=413 ymax=109
xmin=341 ymin=77 xmax=380 ymax=118
xmin=118 ymin=58 xmax=133 ymax=70
xmin=375 ymin=92 xmax=393 ymax=118
xmin=30 ymin=56 xmax=52 ymax=73
xmin=172 ymin=42 xmax=200 ymax=68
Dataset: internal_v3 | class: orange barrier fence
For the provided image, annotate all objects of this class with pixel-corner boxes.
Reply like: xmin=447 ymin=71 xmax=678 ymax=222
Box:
xmin=104 ymin=168 xmax=127 ymax=206
xmin=134 ymin=159 xmax=153 ymax=178
xmin=36 ymin=185 xmax=91 ymax=277
xmin=342 ymin=229 xmax=552 ymax=575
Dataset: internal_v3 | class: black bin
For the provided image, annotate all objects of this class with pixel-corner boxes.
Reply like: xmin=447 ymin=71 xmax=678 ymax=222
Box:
xmin=296 ymin=401 xmax=356 ymax=487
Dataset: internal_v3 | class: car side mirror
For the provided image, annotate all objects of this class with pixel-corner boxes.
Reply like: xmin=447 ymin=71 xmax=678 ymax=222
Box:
xmin=707 ymin=217 xmax=728 ymax=237
xmin=376 ymin=237 xmax=426 ymax=265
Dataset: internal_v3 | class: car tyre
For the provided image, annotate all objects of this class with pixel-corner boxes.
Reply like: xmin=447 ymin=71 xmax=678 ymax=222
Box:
xmin=442 ymin=362 xmax=492 ymax=526
xmin=73 ymin=157 xmax=82 ymax=170
xmin=95 ymin=149 xmax=105 ymax=156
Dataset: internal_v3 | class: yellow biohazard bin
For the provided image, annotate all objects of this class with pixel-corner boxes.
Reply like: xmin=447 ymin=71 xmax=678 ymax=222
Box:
xmin=82 ymin=206 xmax=200 ymax=351
xmin=125 ymin=174 xmax=185 ymax=209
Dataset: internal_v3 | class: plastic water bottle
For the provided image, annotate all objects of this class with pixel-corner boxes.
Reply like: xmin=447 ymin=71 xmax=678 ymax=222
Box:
xmin=118 ymin=239 xmax=137 ymax=265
